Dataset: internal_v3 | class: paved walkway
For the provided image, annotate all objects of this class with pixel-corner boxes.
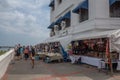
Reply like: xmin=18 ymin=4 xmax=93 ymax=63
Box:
xmin=2 ymin=59 xmax=120 ymax=80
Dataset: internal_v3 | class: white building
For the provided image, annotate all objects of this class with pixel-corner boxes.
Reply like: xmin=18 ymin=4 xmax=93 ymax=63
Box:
xmin=47 ymin=0 xmax=120 ymax=69
xmin=48 ymin=0 xmax=120 ymax=44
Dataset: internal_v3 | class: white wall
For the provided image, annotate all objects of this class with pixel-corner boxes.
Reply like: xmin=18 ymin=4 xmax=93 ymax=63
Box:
xmin=89 ymin=0 xmax=110 ymax=19
xmin=49 ymin=0 xmax=120 ymax=37
xmin=0 ymin=49 xmax=15 ymax=79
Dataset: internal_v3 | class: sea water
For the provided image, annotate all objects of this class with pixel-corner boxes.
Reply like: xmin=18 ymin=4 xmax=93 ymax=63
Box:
xmin=0 ymin=48 xmax=10 ymax=51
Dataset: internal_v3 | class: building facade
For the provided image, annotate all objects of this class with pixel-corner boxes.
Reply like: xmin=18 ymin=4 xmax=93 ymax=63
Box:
xmin=46 ymin=0 xmax=120 ymax=69
xmin=48 ymin=0 xmax=120 ymax=38
xmin=48 ymin=0 xmax=120 ymax=54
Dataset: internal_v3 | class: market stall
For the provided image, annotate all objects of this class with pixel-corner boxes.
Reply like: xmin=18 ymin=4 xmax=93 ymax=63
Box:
xmin=39 ymin=35 xmax=72 ymax=61
xmin=37 ymin=52 xmax=47 ymax=59
xmin=70 ymin=29 xmax=120 ymax=70
xmin=81 ymin=56 xmax=101 ymax=67
xmin=36 ymin=41 xmax=64 ymax=63
xmin=44 ymin=53 xmax=63 ymax=63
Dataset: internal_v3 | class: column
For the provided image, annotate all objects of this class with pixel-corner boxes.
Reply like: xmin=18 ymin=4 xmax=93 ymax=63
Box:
xmin=89 ymin=0 xmax=110 ymax=19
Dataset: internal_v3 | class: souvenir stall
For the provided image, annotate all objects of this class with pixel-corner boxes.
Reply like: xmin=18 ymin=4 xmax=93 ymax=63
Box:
xmin=44 ymin=53 xmax=63 ymax=63
xmin=37 ymin=40 xmax=65 ymax=63
xmin=71 ymin=30 xmax=120 ymax=70
xmin=42 ymin=35 xmax=72 ymax=62
xmin=36 ymin=43 xmax=47 ymax=59
xmin=43 ymin=42 xmax=63 ymax=63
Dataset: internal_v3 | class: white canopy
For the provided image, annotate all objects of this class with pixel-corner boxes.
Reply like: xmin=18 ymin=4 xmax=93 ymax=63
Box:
xmin=43 ymin=35 xmax=72 ymax=50
xmin=43 ymin=29 xmax=120 ymax=56
xmin=72 ymin=29 xmax=120 ymax=60
xmin=72 ymin=30 xmax=117 ymax=40
xmin=110 ymin=30 xmax=120 ymax=53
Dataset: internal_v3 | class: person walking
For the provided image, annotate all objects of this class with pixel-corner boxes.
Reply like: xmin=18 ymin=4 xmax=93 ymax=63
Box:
xmin=16 ymin=44 xmax=21 ymax=60
xmin=20 ymin=46 xmax=24 ymax=59
xmin=24 ymin=47 xmax=29 ymax=60
xmin=67 ymin=44 xmax=75 ymax=64
xmin=30 ymin=46 xmax=35 ymax=68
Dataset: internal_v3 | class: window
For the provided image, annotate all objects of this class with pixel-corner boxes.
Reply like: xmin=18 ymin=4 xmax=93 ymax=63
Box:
xmin=50 ymin=28 xmax=55 ymax=37
xmin=58 ymin=24 xmax=62 ymax=31
xmin=51 ymin=6 xmax=55 ymax=11
xmin=64 ymin=19 xmax=71 ymax=28
xmin=49 ymin=0 xmax=55 ymax=11
xmin=110 ymin=1 xmax=120 ymax=18
xmin=79 ymin=8 xmax=88 ymax=22
xmin=62 ymin=11 xmax=71 ymax=28
xmin=72 ymin=0 xmax=89 ymax=23
xmin=54 ymin=18 xmax=62 ymax=31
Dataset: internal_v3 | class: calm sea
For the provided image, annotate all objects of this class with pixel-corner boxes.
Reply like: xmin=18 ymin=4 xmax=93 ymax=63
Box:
xmin=0 ymin=48 xmax=10 ymax=51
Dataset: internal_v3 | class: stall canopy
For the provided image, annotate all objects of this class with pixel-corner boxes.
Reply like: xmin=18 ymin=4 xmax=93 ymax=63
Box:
xmin=72 ymin=0 xmax=88 ymax=14
xmin=110 ymin=30 xmax=120 ymax=53
xmin=109 ymin=0 xmax=119 ymax=5
xmin=72 ymin=30 xmax=116 ymax=41
xmin=44 ymin=35 xmax=72 ymax=50
xmin=49 ymin=0 xmax=54 ymax=7
xmin=48 ymin=22 xmax=55 ymax=29
xmin=50 ymin=35 xmax=72 ymax=49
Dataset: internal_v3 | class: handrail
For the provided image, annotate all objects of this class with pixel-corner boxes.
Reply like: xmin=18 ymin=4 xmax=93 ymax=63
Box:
xmin=0 ymin=49 xmax=15 ymax=79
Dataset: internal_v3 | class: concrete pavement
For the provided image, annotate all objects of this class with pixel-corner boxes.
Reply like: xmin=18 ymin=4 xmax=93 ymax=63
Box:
xmin=2 ymin=59 xmax=120 ymax=80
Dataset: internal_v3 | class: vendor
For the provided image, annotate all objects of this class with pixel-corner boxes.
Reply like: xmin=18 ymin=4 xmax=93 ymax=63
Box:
xmin=68 ymin=43 xmax=81 ymax=64
xmin=67 ymin=43 xmax=75 ymax=64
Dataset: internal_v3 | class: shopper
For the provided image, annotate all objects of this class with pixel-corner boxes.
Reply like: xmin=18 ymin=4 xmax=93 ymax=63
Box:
xmin=16 ymin=44 xmax=21 ymax=60
xmin=67 ymin=44 xmax=75 ymax=64
xmin=24 ymin=47 xmax=29 ymax=60
xmin=30 ymin=46 xmax=35 ymax=68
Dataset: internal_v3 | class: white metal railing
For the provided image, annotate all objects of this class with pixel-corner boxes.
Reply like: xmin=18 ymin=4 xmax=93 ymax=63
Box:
xmin=0 ymin=49 xmax=15 ymax=79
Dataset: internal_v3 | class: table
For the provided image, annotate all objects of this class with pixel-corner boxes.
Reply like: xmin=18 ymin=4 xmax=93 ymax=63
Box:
xmin=45 ymin=53 xmax=63 ymax=61
xmin=37 ymin=52 xmax=47 ymax=59
xmin=69 ymin=55 xmax=81 ymax=63
xmin=81 ymin=56 xmax=101 ymax=68
xmin=43 ymin=53 xmax=63 ymax=63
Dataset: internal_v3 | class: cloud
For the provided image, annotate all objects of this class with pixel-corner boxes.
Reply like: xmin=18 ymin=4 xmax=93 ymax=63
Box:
xmin=0 ymin=0 xmax=11 ymax=11
xmin=0 ymin=0 xmax=50 ymax=45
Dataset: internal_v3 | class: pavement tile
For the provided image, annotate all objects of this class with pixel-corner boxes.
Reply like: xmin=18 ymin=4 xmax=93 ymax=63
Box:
xmin=4 ymin=59 xmax=120 ymax=80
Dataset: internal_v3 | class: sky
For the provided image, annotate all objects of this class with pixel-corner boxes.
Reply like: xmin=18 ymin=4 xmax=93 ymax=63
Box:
xmin=0 ymin=0 xmax=50 ymax=46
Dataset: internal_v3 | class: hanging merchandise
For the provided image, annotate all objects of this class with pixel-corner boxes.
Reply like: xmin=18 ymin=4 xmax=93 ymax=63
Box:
xmin=67 ymin=43 xmax=72 ymax=50
xmin=74 ymin=41 xmax=79 ymax=46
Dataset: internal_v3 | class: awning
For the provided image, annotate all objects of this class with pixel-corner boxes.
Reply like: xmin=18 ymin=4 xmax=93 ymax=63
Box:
xmin=72 ymin=30 xmax=117 ymax=41
xmin=44 ymin=35 xmax=72 ymax=49
xmin=109 ymin=0 xmax=119 ymax=5
xmin=72 ymin=0 xmax=88 ymax=14
xmin=49 ymin=0 xmax=54 ymax=7
xmin=48 ymin=22 xmax=55 ymax=29
xmin=55 ymin=17 xmax=63 ymax=24
xmin=61 ymin=11 xmax=71 ymax=20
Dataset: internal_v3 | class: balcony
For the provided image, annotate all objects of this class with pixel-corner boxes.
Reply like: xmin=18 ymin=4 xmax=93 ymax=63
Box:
xmin=72 ymin=18 xmax=120 ymax=34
